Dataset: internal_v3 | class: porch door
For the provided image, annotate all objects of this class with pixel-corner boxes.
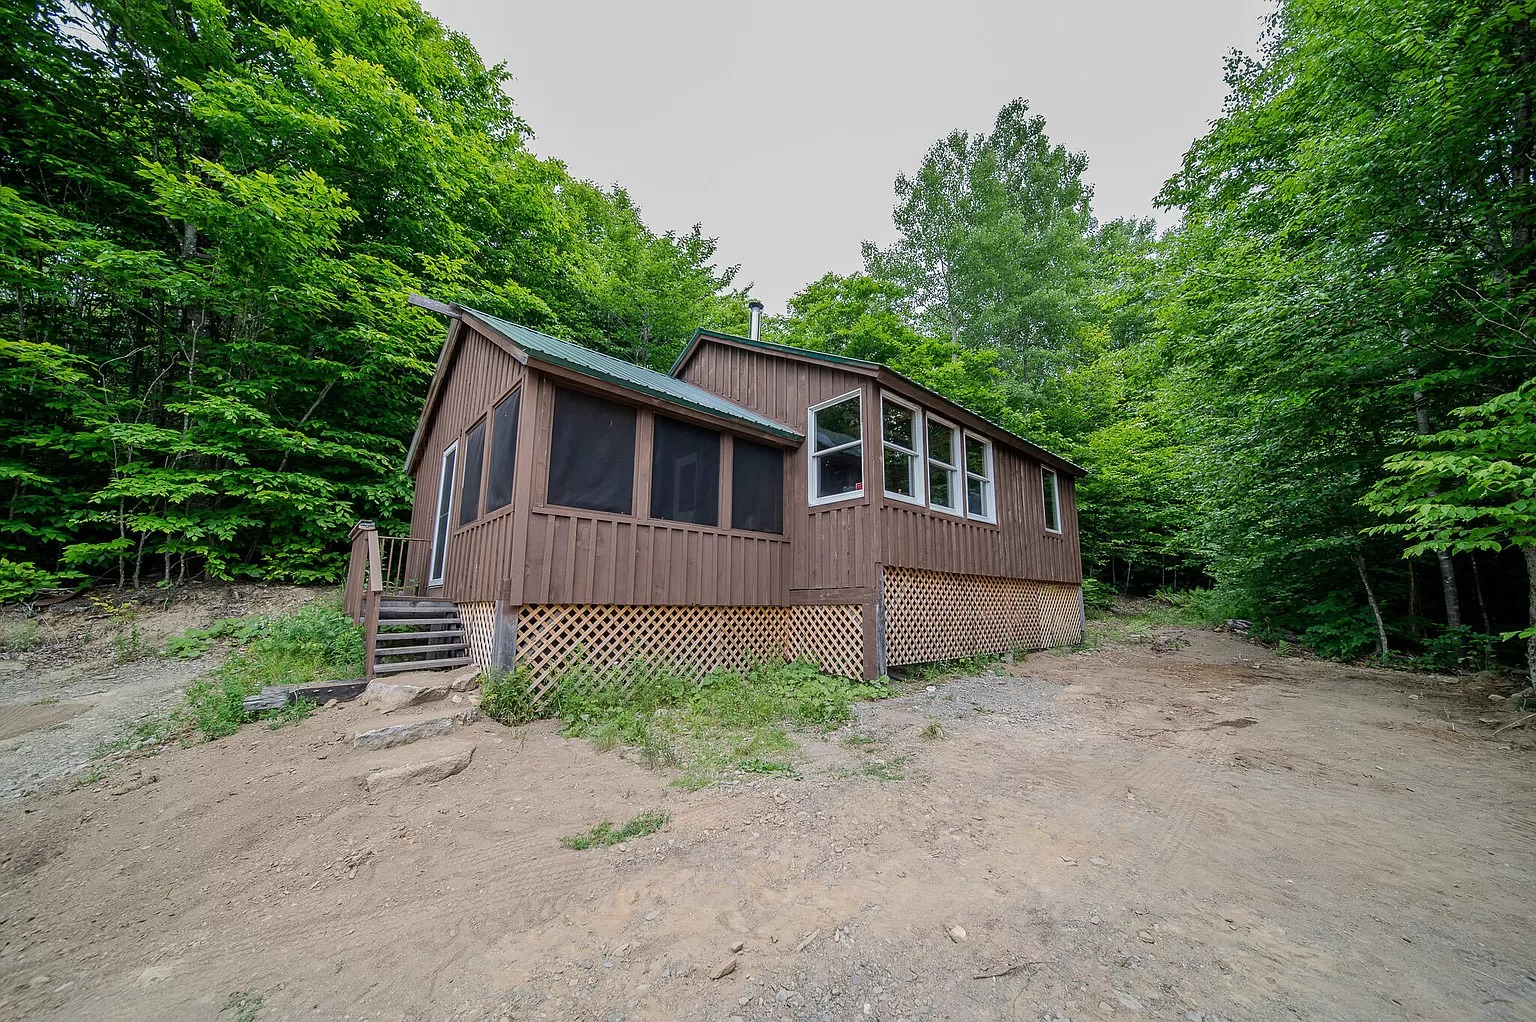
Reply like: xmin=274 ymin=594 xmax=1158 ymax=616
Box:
xmin=429 ymin=442 xmax=457 ymax=587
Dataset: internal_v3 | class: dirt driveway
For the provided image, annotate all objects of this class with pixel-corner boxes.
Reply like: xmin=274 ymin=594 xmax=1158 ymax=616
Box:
xmin=2 ymin=628 xmax=1532 ymax=1021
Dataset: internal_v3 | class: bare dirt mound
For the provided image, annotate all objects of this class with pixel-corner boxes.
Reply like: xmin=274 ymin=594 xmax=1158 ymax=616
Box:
xmin=0 ymin=585 xmax=319 ymax=798
xmin=2 ymin=627 xmax=1533 ymax=1021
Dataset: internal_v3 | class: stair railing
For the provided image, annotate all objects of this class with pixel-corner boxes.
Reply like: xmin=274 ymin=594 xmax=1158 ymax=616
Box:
xmin=347 ymin=521 xmax=431 ymax=682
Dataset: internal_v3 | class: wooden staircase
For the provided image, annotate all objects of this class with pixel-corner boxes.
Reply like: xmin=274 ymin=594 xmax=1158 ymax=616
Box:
xmin=372 ymin=598 xmax=472 ymax=676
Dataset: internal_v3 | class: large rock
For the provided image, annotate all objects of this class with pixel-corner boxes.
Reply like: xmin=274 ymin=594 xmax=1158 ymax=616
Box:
xmin=361 ymin=742 xmax=474 ymax=792
xmin=352 ymin=708 xmax=476 ymax=751
xmin=361 ymin=666 xmax=483 ymax=713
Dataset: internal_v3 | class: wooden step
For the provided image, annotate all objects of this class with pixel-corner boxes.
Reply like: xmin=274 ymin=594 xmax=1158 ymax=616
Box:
xmin=379 ymin=598 xmax=457 ymax=609
xmin=373 ymin=629 xmax=465 ymax=642
xmin=377 ymin=616 xmax=461 ymax=627
xmin=375 ymin=641 xmax=469 ymax=659
xmin=373 ymin=656 xmax=473 ymax=675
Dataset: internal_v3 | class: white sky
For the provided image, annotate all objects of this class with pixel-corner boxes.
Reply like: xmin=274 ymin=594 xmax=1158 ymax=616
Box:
xmin=422 ymin=0 xmax=1274 ymax=313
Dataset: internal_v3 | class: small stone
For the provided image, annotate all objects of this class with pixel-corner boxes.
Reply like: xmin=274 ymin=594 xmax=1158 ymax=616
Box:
xmin=1137 ymin=930 xmax=1155 ymax=944
xmin=1090 ymin=915 xmax=1101 ymax=925
xmin=1090 ymin=856 xmax=1109 ymax=866
xmin=323 ymin=698 xmax=338 ymax=708
xmin=926 ymin=686 xmax=936 ymax=693
xmin=1408 ymin=694 xmax=1420 ymax=701
xmin=361 ymin=744 xmax=474 ymax=792
xmin=1116 ymin=990 xmax=1144 ymax=1012
xmin=711 ymin=957 xmax=737 ymax=980
xmin=731 ymin=940 xmax=744 ymax=953
xmin=946 ymin=925 xmax=967 ymax=942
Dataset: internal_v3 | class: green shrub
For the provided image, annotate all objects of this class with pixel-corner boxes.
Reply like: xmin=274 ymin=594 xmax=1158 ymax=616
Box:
xmin=1081 ymin=578 xmax=1113 ymax=614
xmin=1412 ymin=625 xmax=1500 ymax=674
xmin=0 ymin=559 xmax=71 ymax=605
xmin=1299 ymin=592 xmax=1382 ymax=659
xmin=480 ymin=666 xmax=540 ymax=725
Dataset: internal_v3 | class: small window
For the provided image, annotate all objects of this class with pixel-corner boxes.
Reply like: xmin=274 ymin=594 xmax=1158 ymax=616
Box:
xmin=651 ymin=415 xmax=720 ymax=526
xmin=485 ymin=387 xmax=521 ymax=513
xmin=926 ymin=417 xmax=960 ymax=514
xmin=809 ymin=391 xmax=863 ymax=505
xmin=964 ymin=433 xmax=995 ymax=522
xmin=1042 ymin=467 xmax=1061 ymax=532
xmin=732 ymin=438 xmax=784 ymax=533
xmin=459 ymin=419 xmax=486 ymax=526
xmin=429 ymin=442 xmax=457 ymax=585
xmin=881 ymin=394 xmax=923 ymax=505
xmin=547 ymin=387 xmax=636 ymax=514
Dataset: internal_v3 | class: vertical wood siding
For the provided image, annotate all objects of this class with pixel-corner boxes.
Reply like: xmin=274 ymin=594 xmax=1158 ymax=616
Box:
xmin=403 ymin=327 xmax=525 ymax=602
xmin=880 ymin=447 xmax=1082 ymax=584
xmin=678 ymin=343 xmax=878 ymax=595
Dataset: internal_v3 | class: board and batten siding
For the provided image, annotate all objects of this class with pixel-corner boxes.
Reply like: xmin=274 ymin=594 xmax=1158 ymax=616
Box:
xmin=880 ymin=446 xmax=1081 ymax=584
xmin=403 ymin=326 xmax=526 ymax=603
xmin=676 ymin=341 xmax=879 ymax=597
xmin=513 ymin=368 xmax=791 ymax=607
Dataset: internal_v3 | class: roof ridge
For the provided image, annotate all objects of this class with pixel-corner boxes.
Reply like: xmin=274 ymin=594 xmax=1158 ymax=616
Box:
xmin=460 ymin=308 xmax=802 ymax=442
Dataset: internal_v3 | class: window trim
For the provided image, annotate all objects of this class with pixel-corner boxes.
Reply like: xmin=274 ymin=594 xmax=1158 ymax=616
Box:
xmin=807 ymin=389 xmax=865 ymax=508
xmin=458 ymin=415 xmax=487 ymax=528
xmin=483 ymin=385 xmax=522 ymax=516
xmin=1042 ymin=466 xmax=1062 ymax=534
xmin=428 ymin=440 xmax=458 ymax=587
xmin=880 ymin=391 xmax=926 ymax=507
xmin=924 ymin=412 xmax=963 ymax=517
xmin=962 ymin=431 xmax=996 ymax=524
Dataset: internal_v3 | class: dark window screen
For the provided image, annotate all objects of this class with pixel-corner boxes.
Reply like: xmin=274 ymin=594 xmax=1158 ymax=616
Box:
xmin=459 ymin=420 xmax=486 ymax=526
xmin=547 ymin=387 xmax=636 ymax=514
xmin=485 ymin=388 xmax=520 ymax=512
xmin=731 ymin=439 xmax=784 ymax=534
xmin=651 ymin=416 xmax=719 ymax=525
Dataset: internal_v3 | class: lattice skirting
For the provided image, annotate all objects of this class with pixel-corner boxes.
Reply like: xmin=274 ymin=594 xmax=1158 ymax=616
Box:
xmin=513 ymin=603 xmax=864 ymax=698
xmin=882 ymin=567 xmax=1082 ymax=666
xmin=457 ymin=602 xmax=497 ymax=668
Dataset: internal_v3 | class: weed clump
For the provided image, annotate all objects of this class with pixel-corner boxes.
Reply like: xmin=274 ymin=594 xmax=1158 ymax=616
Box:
xmin=481 ymin=659 xmax=889 ymax=789
xmin=560 ymin=810 xmax=670 ymax=850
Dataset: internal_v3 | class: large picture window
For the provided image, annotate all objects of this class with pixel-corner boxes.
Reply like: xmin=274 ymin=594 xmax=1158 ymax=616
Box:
xmin=926 ymin=417 xmax=960 ymax=514
xmin=809 ymin=391 xmax=863 ymax=505
xmin=428 ymin=442 xmax=457 ymax=586
xmin=881 ymin=394 xmax=923 ymax=505
xmin=964 ymin=433 xmax=995 ymax=522
xmin=1042 ymin=467 xmax=1062 ymax=533
xmin=651 ymin=415 xmax=720 ymax=526
xmin=732 ymin=438 xmax=784 ymax=534
xmin=459 ymin=419 xmax=486 ymax=526
xmin=547 ymin=387 xmax=636 ymax=514
xmin=484 ymin=387 xmax=521 ymax=513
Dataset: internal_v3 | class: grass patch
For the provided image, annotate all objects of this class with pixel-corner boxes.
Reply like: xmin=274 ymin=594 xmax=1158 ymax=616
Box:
xmin=835 ymin=756 xmax=908 ymax=782
xmin=98 ymin=600 xmax=361 ymax=750
xmin=920 ymin=718 xmax=946 ymax=740
xmin=900 ymin=654 xmax=1003 ymax=683
xmin=483 ymin=658 xmax=890 ymax=789
xmin=222 ymin=991 xmax=265 ymax=1022
xmin=560 ymin=809 xmax=670 ymax=850
xmin=843 ymin=732 xmax=880 ymax=747
xmin=1 ymin=620 xmax=41 ymax=654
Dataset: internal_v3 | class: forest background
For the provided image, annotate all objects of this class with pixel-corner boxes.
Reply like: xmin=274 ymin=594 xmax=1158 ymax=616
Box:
xmin=2 ymin=0 xmax=1532 ymax=680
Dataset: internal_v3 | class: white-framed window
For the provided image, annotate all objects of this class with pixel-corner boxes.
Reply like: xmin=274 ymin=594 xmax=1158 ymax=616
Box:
xmin=963 ymin=432 xmax=995 ymax=523
xmin=1042 ymin=466 xmax=1062 ymax=533
xmin=808 ymin=390 xmax=864 ymax=505
xmin=925 ymin=415 xmax=962 ymax=515
xmin=428 ymin=441 xmax=458 ymax=586
xmin=880 ymin=392 xmax=924 ymax=505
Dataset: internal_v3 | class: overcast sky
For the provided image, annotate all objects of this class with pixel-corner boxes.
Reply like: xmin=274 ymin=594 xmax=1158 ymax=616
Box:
xmin=422 ymin=0 xmax=1274 ymax=313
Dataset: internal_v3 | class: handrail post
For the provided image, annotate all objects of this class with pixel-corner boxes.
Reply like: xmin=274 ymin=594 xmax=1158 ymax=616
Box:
xmin=344 ymin=520 xmax=377 ymax=623
xmin=362 ymin=526 xmax=383 ymax=682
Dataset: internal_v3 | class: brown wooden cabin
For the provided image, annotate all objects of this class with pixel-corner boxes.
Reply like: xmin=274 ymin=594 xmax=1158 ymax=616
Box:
xmin=345 ymin=304 xmax=1084 ymax=690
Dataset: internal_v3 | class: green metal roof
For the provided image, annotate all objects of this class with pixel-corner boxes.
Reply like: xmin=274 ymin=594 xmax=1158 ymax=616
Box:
xmin=465 ymin=310 xmax=802 ymax=442
xmin=671 ymin=328 xmax=883 ymax=375
xmin=676 ymin=328 xmax=1085 ymax=475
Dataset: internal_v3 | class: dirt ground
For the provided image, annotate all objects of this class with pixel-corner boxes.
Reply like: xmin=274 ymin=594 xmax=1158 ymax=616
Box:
xmin=2 ymin=623 xmax=1535 ymax=1021
xmin=0 ymin=586 xmax=319 ymax=799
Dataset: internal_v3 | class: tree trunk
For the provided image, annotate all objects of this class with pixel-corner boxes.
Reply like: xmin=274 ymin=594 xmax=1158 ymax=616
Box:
xmin=1470 ymin=553 xmax=1492 ymax=635
xmin=1414 ymin=388 xmax=1462 ymax=628
xmin=1351 ymin=551 xmax=1390 ymax=657
xmin=1524 ymin=545 xmax=1536 ymax=691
